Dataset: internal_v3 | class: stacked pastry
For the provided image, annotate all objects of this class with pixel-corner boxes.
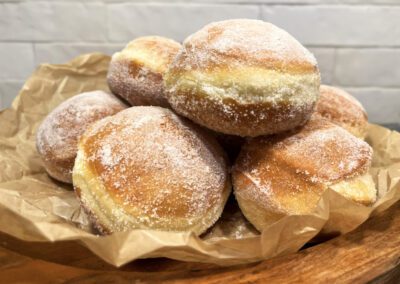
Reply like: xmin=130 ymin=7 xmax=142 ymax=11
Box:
xmin=36 ymin=19 xmax=375 ymax=235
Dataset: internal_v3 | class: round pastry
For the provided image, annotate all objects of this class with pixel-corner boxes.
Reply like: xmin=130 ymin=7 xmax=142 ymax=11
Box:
xmin=316 ymin=85 xmax=368 ymax=139
xmin=164 ymin=19 xmax=321 ymax=137
xmin=36 ymin=91 xmax=127 ymax=184
xmin=73 ymin=106 xmax=231 ymax=235
xmin=233 ymin=115 xmax=375 ymax=231
xmin=107 ymin=36 xmax=182 ymax=107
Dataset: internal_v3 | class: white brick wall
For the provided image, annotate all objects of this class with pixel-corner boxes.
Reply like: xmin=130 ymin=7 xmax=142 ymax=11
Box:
xmin=307 ymin=48 xmax=336 ymax=84
xmin=345 ymin=87 xmax=400 ymax=123
xmin=261 ymin=5 xmax=400 ymax=46
xmin=0 ymin=0 xmax=399 ymax=124
xmin=0 ymin=43 xmax=34 ymax=79
xmin=334 ymin=48 xmax=400 ymax=87
xmin=34 ymin=44 xmax=124 ymax=65
xmin=0 ymin=2 xmax=107 ymax=41
xmin=107 ymin=3 xmax=259 ymax=42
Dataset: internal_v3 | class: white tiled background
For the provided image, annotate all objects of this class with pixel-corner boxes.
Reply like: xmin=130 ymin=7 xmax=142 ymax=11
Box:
xmin=1 ymin=1 xmax=399 ymax=124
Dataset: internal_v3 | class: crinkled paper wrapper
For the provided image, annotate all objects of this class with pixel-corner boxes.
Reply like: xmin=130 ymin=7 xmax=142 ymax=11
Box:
xmin=0 ymin=53 xmax=399 ymax=267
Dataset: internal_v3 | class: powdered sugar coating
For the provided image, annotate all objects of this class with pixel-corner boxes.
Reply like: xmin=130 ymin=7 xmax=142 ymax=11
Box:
xmin=107 ymin=36 xmax=181 ymax=107
xmin=75 ymin=106 xmax=230 ymax=234
xmin=164 ymin=19 xmax=320 ymax=137
xmin=274 ymin=117 xmax=372 ymax=183
xmin=234 ymin=116 xmax=373 ymax=214
xmin=316 ymin=85 xmax=368 ymax=138
xmin=36 ymin=91 xmax=127 ymax=183
xmin=172 ymin=19 xmax=317 ymax=71
xmin=107 ymin=60 xmax=166 ymax=106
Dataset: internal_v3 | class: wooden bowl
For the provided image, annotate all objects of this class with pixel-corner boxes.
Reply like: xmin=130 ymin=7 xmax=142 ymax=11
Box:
xmin=1 ymin=201 xmax=399 ymax=283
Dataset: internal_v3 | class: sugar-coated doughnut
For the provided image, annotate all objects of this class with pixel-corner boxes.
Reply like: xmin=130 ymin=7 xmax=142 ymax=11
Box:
xmin=107 ymin=36 xmax=182 ymax=107
xmin=316 ymin=85 xmax=368 ymax=139
xmin=36 ymin=91 xmax=127 ymax=184
xmin=164 ymin=19 xmax=321 ymax=137
xmin=73 ymin=106 xmax=231 ymax=235
xmin=233 ymin=115 xmax=375 ymax=231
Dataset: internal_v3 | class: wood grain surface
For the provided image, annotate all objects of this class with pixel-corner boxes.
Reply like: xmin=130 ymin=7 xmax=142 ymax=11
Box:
xmin=1 ymin=201 xmax=400 ymax=283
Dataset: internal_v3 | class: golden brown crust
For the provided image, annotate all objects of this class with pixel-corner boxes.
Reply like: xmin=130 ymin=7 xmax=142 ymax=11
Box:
xmin=233 ymin=116 xmax=374 ymax=231
xmin=36 ymin=91 xmax=127 ymax=184
xmin=127 ymin=37 xmax=181 ymax=69
xmin=164 ymin=19 xmax=321 ymax=137
xmin=107 ymin=36 xmax=181 ymax=107
xmin=73 ymin=106 xmax=231 ymax=235
xmin=108 ymin=59 xmax=165 ymax=106
xmin=168 ymin=19 xmax=318 ymax=74
xmin=83 ymin=118 xmax=225 ymax=218
xmin=316 ymin=85 xmax=368 ymax=139
xmin=40 ymin=153 xmax=76 ymax=184
xmin=167 ymin=88 xmax=316 ymax=137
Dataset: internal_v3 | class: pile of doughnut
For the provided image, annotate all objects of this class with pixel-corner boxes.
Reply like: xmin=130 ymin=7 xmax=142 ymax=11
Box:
xmin=36 ymin=19 xmax=375 ymax=235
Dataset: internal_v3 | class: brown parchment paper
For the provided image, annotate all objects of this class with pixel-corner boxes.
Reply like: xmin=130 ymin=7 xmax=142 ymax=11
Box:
xmin=0 ymin=53 xmax=400 ymax=267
